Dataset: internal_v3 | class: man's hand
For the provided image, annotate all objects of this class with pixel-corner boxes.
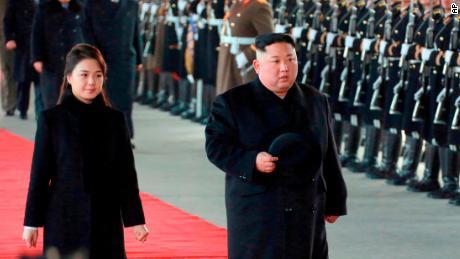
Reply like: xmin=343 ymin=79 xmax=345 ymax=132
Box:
xmin=22 ymin=228 xmax=38 ymax=248
xmin=325 ymin=215 xmax=339 ymax=224
xmin=137 ymin=64 xmax=143 ymax=72
xmin=5 ymin=40 xmax=16 ymax=50
xmin=33 ymin=61 xmax=43 ymax=73
xmin=255 ymin=152 xmax=278 ymax=173
xmin=133 ymin=224 xmax=149 ymax=242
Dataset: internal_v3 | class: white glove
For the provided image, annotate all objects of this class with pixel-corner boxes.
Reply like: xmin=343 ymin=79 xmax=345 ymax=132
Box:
xmin=197 ymin=2 xmax=205 ymax=14
xmin=275 ymin=24 xmax=286 ymax=33
xmin=421 ymin=48 xmax=434 ymax=62
xmin=187 ymin=74 xmax=195 ymax=84
xmin=308 ymin=29 xmax=318 ymax=41
xmin=444 ymin=50 xmax=454 ymax=65
xmin=362 ymin=38 xmax=374 ymax=52
xmin=178 ymin=0 xmax=187 ymax=11
xmin=379 ymin=40 xmax=387 ymax=55
xmin=326 ymin=32 xmax=336 ymax=47
xmin=235 ymin=52 xmax=248 ymax=69
xmin=292 ymin=27 xmax=303 ymax=40
xmin=401 ymin=43 xmax=412 ymax=57
xmin=345 ymin=35 xmax=355 ymax=48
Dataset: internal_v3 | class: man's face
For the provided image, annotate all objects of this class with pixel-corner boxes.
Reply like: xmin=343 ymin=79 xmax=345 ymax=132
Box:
xmin=253 ymin=42 xmax=298 ymax=97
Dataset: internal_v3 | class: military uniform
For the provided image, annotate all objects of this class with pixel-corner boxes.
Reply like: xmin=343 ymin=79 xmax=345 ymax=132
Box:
xmin=0 ymin=0 xmax=16 ymax=115
xmin=215 ymin=0 xmax=274 ymax=95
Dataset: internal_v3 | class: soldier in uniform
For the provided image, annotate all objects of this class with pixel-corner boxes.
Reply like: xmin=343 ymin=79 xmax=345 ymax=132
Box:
xmin=84 ymin=0 xmax=143 ymax=142
xmin=366 ymin=0 xmax=409 ymax=180
xmin=0 ymin=0 xmax=16 ymax=116
xmin=3 ymin=0 xmax=42 ymax=119
xmin=386 ymin=0 xmax=441 ymax=185
xmin=406 ymin=0 xmax=446 ymax=192
xmin=215 ymin=0 xmax=274 ymax=95
xmin=31 ymin=0 xmax=85 ymax=110
xmin=349 ymin=0 xmax=388 ymax=173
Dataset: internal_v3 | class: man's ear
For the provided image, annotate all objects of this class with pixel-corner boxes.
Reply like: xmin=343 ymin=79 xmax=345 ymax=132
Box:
xmin=66 ymin=74 xmax=72 ymax=85
xmin=253 ymin=59 xmax=260 ymax=74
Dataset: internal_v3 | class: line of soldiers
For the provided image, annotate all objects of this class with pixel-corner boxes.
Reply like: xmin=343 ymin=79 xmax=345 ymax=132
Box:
xmin=272 ymin=0 xmax=460 ymax=206
xmin=137 ymin=0 xmax=460 ymax=206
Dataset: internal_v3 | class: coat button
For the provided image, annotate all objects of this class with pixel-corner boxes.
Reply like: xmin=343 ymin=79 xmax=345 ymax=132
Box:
xmin=312 ymin=178 xmax=316 ymax=182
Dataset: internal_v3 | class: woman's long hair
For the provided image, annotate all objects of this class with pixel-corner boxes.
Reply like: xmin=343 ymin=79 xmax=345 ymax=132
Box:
xmin=57 ymin=43 xmax=111 ymax=106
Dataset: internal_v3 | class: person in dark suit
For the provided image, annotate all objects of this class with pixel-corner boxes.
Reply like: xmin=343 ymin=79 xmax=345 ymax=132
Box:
xmin=205 ymin=33 xmax=347 ymax=259
xmin=3 ymin=0 xmax=42 ymax=119
xmin=83 ymin=0 xmax=143 ymax=141
xmin=22 ymin=44 xmax=148 ymax=257
xmin=31 ymin=0 xmax=85 ymax=110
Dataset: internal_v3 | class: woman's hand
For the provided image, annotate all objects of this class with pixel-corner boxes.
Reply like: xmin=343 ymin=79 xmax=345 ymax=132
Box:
xmin=33 ymin=61 xmax=43 ymax=74
xmin=22 ymin=228 xmax=38 ymax=248
xmin=133 ymin=224 xmax=149 ymax=242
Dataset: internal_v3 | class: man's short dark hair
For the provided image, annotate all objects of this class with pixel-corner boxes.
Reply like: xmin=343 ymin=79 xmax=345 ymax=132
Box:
xmin=255 ymin=33 xmax=296 ymax=52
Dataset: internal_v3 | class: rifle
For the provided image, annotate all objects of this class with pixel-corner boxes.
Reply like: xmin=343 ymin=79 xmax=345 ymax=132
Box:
xmin=354 ymin=7 xmax=376 ymax=107
xmin=338 ymin=1 xmax=357 ymax=102
xmin=412 ymin=0 xmax=435 ymax=122
xmin=389 ymin=0 xmax=416 ymax=115
xmin=319 ymin=1 xmax=339 ymax=96
xmin=370 ymin=0 xmax=393 ymax=111
xmin=435 ymin=15 xmax=459 ymax=125
xmin=301 ymin=1 xmax=322 ymax=84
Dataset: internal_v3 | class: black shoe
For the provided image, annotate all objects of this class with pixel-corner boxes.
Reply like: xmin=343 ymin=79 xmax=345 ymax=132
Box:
xmin=140 ymin=97 xmax=154 ymax=105
xmin=386 ymin=173 xmax=414 ymax=186
xmin=347 ymin=160 xmax=370 ymax=173
xmin=427 ymin=185 xmax=458 ymax=199
xmin=200 ymin=116 xmax=210 ymax=125
xmin=407 ymin=179 xmax=440 ymax=192
xmin=448 ymin=193 xmax=460 ymax=205
xmin=340 ymin=155 xmax=354 ymax=167
xmin=181 ymin=110 xmax=195 ymax=120
xmin=19 ymin=112 xmax=27 ymax=120
xmin=5 ymin=110 xmax=14 ymax=116
xmin=131 ymin=141 xmax=136 ymax=149
xmin=366 ymin=166 xmax=389 ymax=179
xmin=170 ymin=104 xmax=186 ymax=116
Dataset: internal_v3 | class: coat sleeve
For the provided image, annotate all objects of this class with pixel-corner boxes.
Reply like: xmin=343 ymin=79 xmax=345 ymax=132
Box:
xmin=241 ymin=2 xmax=274 ymax=62
xmin=31 ymin=6 xmax=44 ymax=63
xmin=3 ymin=0 xmax=15 ymax=42
xmin=205 ymin=95 xmax=259 ymax=182
xmin=322 ymin=96 xmax=347 ymax=216
xmin=24 ymin=112 xmax=54 ymax=227
xmin=116 ymin=113 xmax=145 ymax=227
xmin=132 ymin=4 xmax=143 ymax=66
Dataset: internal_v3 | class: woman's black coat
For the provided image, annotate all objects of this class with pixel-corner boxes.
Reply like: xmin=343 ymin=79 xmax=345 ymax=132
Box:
xmin=31 ymin=0 xmax=85 ymax=109
xmin=3 ymin=0 xmax=37 ymax=82
xmin=205 ymin=79 xmax=347 ymax=259
xmin=83 ymin=0 xmax=142 ymax=112
xmin=24 ymin=94 xmax=145 ymax=257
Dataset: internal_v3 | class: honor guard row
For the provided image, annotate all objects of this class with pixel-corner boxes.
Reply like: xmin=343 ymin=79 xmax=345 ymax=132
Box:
xmin=135 ymin=0 xmax=460 ymax=206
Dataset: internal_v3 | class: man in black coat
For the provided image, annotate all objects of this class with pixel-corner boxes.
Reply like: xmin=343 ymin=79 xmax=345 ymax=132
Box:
xmin=83 ymin=0 xmax=142 ymax=139
xmin=205 ymin=33 xmax=347 ymax=259
xmin=3 ymin=0 xmax=42 ymax=119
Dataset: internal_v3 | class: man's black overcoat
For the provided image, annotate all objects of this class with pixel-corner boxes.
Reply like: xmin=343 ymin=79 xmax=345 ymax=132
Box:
xmin=205 ymin=78 xmax=347 ymax=259
xmin=83 ymin=0 xmax=142 ymax=112
xmin=24 ymin=94 xmax=145 ymax=258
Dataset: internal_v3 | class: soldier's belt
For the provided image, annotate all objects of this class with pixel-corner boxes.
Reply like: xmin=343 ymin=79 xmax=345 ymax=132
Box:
xmin=208 ymin=19 xmax=223 ymax=27
xmin=387 ymin=57 xmax=400 ymax=61
xmin=166 ymin=16 xmax=180 ymax=23
xmin=453 ymin=66 xmax=460 ymax=73
xmin=408 ymin=60 xmax=421 ymax=65
xmin=220 ymin=36 xmax=255 ymax=46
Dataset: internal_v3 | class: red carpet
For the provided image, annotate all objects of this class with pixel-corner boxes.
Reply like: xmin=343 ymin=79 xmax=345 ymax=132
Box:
xmin=0 ymin=129 xmax=227 ymax=258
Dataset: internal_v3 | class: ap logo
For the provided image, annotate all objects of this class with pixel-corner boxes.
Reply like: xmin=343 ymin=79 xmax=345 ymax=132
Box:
xmin=453 ymin=3 xmax=459 ymax=15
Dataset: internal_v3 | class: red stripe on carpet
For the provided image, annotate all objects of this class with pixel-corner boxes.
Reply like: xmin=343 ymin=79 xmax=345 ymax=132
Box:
xmin=0 ymin=129 xmax=227 ymax=258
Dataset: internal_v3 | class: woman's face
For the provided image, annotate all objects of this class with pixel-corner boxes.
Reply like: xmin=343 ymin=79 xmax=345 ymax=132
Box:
xmin=67 ymin=59 xmax=104 ymax=104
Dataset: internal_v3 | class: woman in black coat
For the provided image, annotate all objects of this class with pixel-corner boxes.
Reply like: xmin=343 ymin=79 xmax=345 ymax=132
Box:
xmin=31 ymin=0 xmax=85 ymax=109
xmin=22 ymin=44 xmax=148 ymax=258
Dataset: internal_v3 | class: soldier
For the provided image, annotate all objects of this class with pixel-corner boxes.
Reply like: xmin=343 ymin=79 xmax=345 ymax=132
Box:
xmin=349 ymin=0 xmax=388 ymax=173
xmin=366 ymin=0 xmax=409 ymax=179
xmin=151 ymin=0 xmax=167 ymax=108
xmin=387 ymin=0 xmax=441 ymax=185
xmin=406 ymin=0 xmax=446 ymax=192
xmin=31 ymin=0 xmax=85 ymax=110
xmin=3 ymin=0 xmax=42 ymax=119
xmin=0 ymin=0 xmax=16 ymax=116
xmin=335 ymin=0 xmax=370 ymax=169
xmin=415 ymin=0 xmax=460 ymax=199
xmin=215 ymin=0 xmax=274 ymax=95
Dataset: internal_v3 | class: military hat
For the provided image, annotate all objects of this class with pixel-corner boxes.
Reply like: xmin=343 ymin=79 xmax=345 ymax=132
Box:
xmin=268 ymin=132 xmax=322 ymax=174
